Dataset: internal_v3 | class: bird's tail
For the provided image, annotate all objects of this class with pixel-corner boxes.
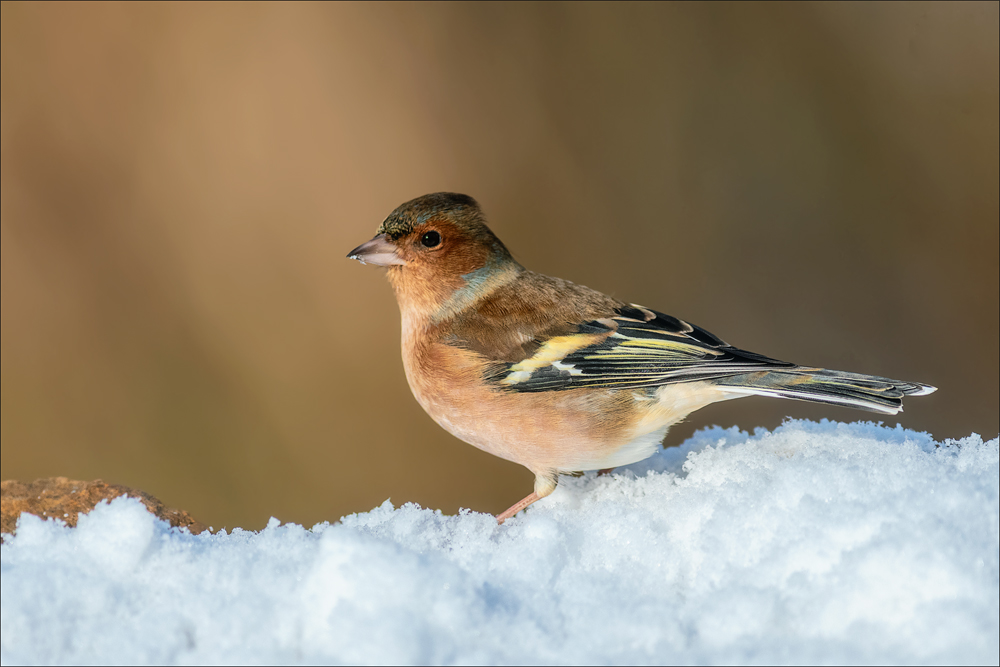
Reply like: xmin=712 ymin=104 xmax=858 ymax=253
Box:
xmin=712 ymin=368 xmax=936 ymax=415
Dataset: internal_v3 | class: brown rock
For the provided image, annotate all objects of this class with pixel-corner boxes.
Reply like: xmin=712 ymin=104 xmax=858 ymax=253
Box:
xmin=1 ymin=477 xmax=209 ymax=538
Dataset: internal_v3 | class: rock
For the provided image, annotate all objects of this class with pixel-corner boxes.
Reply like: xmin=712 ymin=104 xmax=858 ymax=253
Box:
xmin=1 ymin=477 xmax=208 ymax=537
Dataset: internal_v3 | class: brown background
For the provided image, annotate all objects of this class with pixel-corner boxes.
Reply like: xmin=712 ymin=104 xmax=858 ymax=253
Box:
xmin=2 ymin=2 xmax=997 ymax=530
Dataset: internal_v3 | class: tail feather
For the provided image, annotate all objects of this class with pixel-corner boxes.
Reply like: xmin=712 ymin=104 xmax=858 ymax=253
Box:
xmin=714 ymin=368 xmax=936 ymax=415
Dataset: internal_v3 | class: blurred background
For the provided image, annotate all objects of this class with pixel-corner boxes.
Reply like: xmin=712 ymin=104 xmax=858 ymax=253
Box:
xmin=2 ymin=2 xmax=997 ymax=530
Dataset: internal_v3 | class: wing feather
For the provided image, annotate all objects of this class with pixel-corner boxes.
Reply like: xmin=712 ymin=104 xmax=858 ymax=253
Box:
xmin=494 ymin=304 xmax=795 ymax=392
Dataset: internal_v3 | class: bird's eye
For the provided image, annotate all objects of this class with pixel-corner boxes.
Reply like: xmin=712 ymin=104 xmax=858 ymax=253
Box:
xmin=421 ymin=231 xmax=441 ymax=248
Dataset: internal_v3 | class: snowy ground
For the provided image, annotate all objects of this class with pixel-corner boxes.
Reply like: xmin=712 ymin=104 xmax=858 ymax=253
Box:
xmin=2 ymin=419 xmax=998 ymax=665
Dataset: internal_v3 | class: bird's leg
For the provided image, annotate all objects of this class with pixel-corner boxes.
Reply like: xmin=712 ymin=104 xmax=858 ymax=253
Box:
xmin=495 ymin=493 xmax=539 ymax=524
xmin=597 ymin=468 xmax=615 ymax=476
xmin=496 ymin=474 xmax=557 ymax=524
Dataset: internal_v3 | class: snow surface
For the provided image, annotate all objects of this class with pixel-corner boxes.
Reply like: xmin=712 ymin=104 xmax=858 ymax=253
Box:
xmin=2 ymin=420 xmax=998 ymax=665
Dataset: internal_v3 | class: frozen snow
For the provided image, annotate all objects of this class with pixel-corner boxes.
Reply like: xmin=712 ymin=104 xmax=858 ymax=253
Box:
xmin=2 ymin=419 xmax=998 ymax=665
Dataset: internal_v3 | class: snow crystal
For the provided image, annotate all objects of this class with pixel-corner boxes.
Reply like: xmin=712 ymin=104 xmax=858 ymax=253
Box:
xmin=2 ymin=420 xmax=998 ymax=665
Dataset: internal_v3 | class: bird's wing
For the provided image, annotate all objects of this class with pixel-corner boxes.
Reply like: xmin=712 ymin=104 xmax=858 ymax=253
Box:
xmin=487 ymin=304 xmax=796 ymax=392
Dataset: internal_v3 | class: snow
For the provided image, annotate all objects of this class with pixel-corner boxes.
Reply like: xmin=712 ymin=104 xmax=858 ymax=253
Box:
xmin=2 ymin=420 xmax=998 ymax=665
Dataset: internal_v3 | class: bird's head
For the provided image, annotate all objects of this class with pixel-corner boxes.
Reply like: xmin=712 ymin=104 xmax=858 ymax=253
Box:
xmin=347 ymin=193 xmax=520 ymax=321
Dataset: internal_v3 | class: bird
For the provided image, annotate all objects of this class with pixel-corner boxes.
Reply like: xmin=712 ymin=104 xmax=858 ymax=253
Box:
xmin=347 ymin=192 xmax=936 ymax=524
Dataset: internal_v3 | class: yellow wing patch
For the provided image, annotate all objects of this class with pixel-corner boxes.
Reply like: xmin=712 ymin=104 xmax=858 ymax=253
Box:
xmin=501 ymin=333 xmax=607 ymax=385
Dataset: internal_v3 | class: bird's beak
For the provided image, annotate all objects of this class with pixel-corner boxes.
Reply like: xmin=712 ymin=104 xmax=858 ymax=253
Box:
xmin=346 ymin=234 xmax=406 ymax=267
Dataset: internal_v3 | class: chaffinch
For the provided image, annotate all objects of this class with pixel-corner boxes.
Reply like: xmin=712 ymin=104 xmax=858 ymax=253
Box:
xmin=347 ymin=193 xmax=936 ymax=524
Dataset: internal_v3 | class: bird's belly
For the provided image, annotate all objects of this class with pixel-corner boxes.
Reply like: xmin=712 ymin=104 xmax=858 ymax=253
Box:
xmin=402 ymin=341 xmax=725 ymax=474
